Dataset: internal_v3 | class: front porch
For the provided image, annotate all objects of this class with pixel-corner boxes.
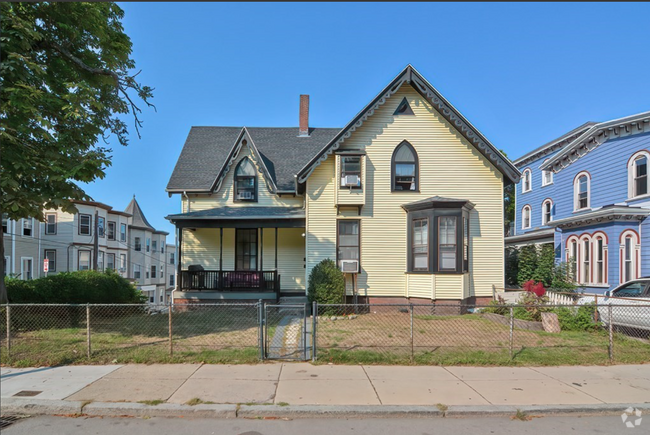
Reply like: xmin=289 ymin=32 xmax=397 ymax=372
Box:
xmin=168 ymin=206 xmax=306 ymax=302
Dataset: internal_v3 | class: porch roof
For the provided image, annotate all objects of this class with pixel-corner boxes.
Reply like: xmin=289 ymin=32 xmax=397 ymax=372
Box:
xmin=166 ymin=206 xmax=305 ymax=228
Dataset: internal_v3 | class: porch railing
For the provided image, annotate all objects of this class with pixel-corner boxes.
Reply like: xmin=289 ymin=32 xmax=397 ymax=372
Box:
xmin=180 ymin=270 xmax=279 ymax=292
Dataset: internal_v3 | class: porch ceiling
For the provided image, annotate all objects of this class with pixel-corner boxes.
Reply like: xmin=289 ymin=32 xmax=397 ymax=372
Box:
xmin=166 ymin=206 xmax=305 ymax=228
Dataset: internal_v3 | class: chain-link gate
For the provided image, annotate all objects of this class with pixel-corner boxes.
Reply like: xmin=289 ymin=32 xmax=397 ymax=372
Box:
xmin=263 ymin=304 xmax=311 ymax=360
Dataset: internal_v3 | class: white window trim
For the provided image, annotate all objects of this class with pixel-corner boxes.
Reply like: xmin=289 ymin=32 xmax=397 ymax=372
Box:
xmin=579 ymin=234 xmax=592 ymax=285
xmin=20 ymin=256 xmax=34 ymax=280
xmin=541 ymin=159 xmax=553 ymax=186
xmin=620 ymin=230 xmax=640 ymax=283
xmin=627 ymin=150 xmax=650 ymax=200
xmin=573 ymin=171 xmax=591 ymax=212
xmin=592 ymin=232 xmax=608 ymax=285
xmin=521 ymin=205 xmax=532 ymax=229
xmin=542 ymin=199 xmax=553 ymax=225
xmin=566 ymin=235 xmax=580 ymax=283
xmin=22 ymin=218 xmax=34 ymax=238
xmin=522 ymin=168 xmax=532 ymax=193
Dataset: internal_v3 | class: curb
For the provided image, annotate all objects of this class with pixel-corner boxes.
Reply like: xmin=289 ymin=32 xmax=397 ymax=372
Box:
xmin=83 ymin=402 xmax=237 ymax=418
xmin=2 ymin=399 xmax=650 ymax=419
xmin=0 ymin=398 xmax=84 ymax=416
xmin=237 ymin=405 xmax=444 ymax=419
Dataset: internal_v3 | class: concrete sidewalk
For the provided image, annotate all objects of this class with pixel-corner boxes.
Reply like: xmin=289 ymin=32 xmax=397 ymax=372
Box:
xmin=1 ymin=363 xmax=649 ymax=417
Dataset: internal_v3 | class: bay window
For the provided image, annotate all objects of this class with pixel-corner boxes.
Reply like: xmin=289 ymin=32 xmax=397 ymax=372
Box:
xmin=404 ymin=198 xmax=472 ymax=274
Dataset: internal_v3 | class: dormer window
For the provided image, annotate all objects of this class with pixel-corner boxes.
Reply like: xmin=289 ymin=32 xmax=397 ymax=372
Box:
xmin=340 ymin=156 xmax=362 ymax=188
xmin=574 ymin=171 xmax=590 ymax=211
xmin=628 ymin=151 xmax=649 ymax=199
xmin=392 ymin=141 xmax=418 ymax=192
xmin=235 ymin=158 xmax=257 ymax=202
xmin=522 ymin=169 xmax=532 ymax=193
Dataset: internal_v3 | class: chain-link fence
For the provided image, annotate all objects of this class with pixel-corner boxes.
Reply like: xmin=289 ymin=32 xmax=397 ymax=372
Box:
xmin=0 ymin=303 xmax=262 ymax=366
xmin=1 ymin=301 xmax=648 ymax=366
xmin=314 ymin=303 xmax=650 ymax=365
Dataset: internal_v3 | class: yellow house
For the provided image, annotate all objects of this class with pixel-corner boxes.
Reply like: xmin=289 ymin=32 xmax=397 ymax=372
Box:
xmin=166 ymin=65 xmax=520 ymax=305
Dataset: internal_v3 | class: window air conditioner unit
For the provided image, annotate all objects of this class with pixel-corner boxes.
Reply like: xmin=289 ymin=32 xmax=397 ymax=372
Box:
xmin=343 ymin=175 xmax=360 ymax=187
xmin=340 ymin=260 xmax=359 ymax=273
xmin=238 ymin=191 xmax=253 ymax=200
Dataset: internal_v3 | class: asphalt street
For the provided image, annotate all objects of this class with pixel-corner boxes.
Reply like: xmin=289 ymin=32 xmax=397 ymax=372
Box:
xmin=1 ymin=415 xmax=636 ymax=435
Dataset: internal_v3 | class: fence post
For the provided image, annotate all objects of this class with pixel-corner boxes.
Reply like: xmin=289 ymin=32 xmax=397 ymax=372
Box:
xmin=86 ymin=304 xmax=91 ymax=358
xmin=168 ymin=304 xmax=173 ymax=356
xmin=258 ymin=299 xmax=264 ymax=360
xmin=608 ymin=304 xmax=614 ymax=363
xmin=509 ymin=306 xmax=514 ymax=360
xmin=409 ymin=304 xmax=414 ymax=364
xmin=312 ymin=301 xmax=317 ymax=362
xmin=6 ymin=305 xmax=11 ymax=356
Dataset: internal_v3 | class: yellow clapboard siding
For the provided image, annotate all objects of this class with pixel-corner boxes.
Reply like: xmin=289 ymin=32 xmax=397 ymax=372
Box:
xmin=305 ymin=84 xmax=503 ymax=299
xmin=407 ymin=273 xmax=435 ymax=299
xmin=435 ymin=274 xmax=464 ymax=299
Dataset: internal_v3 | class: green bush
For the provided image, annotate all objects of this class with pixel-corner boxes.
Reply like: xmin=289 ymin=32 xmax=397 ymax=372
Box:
xmin=307 ymin=259 xmax=346 ymax=306
xmin=554 ymin=304 xmax=597 ymax=331
xmin=517 ymin=245 xmax=538 ymax=285
xmin=6 ymin=270 xmax=144 ymax=304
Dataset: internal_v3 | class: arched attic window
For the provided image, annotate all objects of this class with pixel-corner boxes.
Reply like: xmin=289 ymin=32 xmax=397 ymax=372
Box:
xmin=542 ymin=159 xmax=553 ymax=186
xmin=234 ymin=157 xmax=257 ymax=202
xmin=628 ymin=151 xmax=650 ymax=199
xmin=392 ymin=141 xmax=419 ymax=192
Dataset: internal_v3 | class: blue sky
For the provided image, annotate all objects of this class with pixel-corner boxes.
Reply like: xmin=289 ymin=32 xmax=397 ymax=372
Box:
xmin=83 ymin=2 xmax=650 ymax=242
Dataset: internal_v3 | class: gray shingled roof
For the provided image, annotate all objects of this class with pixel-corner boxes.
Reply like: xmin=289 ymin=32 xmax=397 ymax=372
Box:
xmin=125 ymin=197 xmax=168 ymax=234
xmin=167 ymin=127 xmax=340 ymax=192
xmin=166 ymin=206 xmax=305 ymax=221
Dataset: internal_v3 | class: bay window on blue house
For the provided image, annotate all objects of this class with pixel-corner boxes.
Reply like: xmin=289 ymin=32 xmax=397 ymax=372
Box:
xmin=506 ymin=111 xmax=650 ymax=294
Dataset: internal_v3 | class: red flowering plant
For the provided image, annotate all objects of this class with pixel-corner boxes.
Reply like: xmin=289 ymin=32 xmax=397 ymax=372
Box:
xmin=518 ymin=280 xmax=550 ymax=321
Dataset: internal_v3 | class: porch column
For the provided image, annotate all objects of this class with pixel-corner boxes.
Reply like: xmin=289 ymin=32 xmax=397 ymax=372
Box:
xmin=275 ymin=227 xmax=278 ymax=270
xmin=260 ymin=227 xmax=264 ymax=271
xmin=177 ymin=227 xmax=183 ymax=291
xmin=219 ymin=228 xmax=223 ymax=271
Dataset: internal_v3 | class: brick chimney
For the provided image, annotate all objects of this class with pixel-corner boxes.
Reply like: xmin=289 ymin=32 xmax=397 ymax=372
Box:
xmin=298 ymin=94 xmax=309 ymax=137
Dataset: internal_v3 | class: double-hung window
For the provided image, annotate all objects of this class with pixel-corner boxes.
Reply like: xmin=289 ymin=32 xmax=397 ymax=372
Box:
xmin=106 ymin=254 xmax=115 ymax=271
xmin=151 ymin=265 xmax=157 ymax=279
xmin=45 ymin=214 xmax=57 ymax=235
xmin=134 ymin=264 xmax=141 ymax=279
xmin=152 ymin=240 xmax=157 ymax=253
xmin=234 ymin=158 xmax=257 ymax=202
xmin=79 ymin=214 xmax=92 ymax=236
xmin=135 ymin=237 xmax=142 ymax=252
xmin=107 ymin=222 xmax=116 ymax=240
xmin=574 ymin=172 xmax=590 ymax=211
xmin=22 ymin=218 xmax=33 ymax=237
xmin=78 ymin=251 xmax=91 ymax=270
xmin=44 ymin=250 xmax=56 ymax=272
xmin=2 ymin=214 xmax=8 ymax=234
xmin=98 ymin=217 xmax=105 ymax=238
xmin=340 ymin=156 xmax=362 ymax=188
xmin=146 ymin=238 xmax=151 ymax=252
xmin=392 ymin=141 xmax=418 ymax=191
xmin=337 ymin=220 xmax=360 ymax=269
xmin=120 ymin=223 xmax=127 ymax=242
xmin=439 ymin=217 xmax=458 ymax=271
xmin=120 ymin=254 xmax=127 ymax=272
xmin=411 ymin=218 xmax=429 ymax=271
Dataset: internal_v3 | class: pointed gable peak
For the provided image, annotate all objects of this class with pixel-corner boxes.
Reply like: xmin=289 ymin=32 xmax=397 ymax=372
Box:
xmin=125 ymin=196 xmax=155 ymax=231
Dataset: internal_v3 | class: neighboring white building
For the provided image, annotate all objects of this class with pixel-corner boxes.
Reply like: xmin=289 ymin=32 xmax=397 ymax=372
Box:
xmin=2 ymin=197 xmax=175 ymax=304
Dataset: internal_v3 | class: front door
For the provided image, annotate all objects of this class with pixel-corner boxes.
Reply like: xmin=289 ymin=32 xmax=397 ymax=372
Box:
xmin=236 ymin=229 xmax=258 ymax=271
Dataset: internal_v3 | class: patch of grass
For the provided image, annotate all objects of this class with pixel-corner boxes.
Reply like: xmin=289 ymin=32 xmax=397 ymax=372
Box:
xmin=138 ymin=399 xmax=164 ymax=406
xmin=436 ymin=403 xmax=448 ymax=412
xmin=185 ymin=398 xmax=215 ymax=406
xmin=512 ymin=409 xmax=531 ymax=421
xmin=277 ymin=402 xmax=290 ymax=407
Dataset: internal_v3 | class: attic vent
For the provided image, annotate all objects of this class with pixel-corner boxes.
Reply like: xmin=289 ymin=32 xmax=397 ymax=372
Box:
xmin=393 ymin=98 xmax=414 ymax=116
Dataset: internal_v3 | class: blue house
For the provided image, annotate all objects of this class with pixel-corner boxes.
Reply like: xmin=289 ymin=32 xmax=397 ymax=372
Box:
xmin=506 ymin=111 xmax=650 ymax=294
